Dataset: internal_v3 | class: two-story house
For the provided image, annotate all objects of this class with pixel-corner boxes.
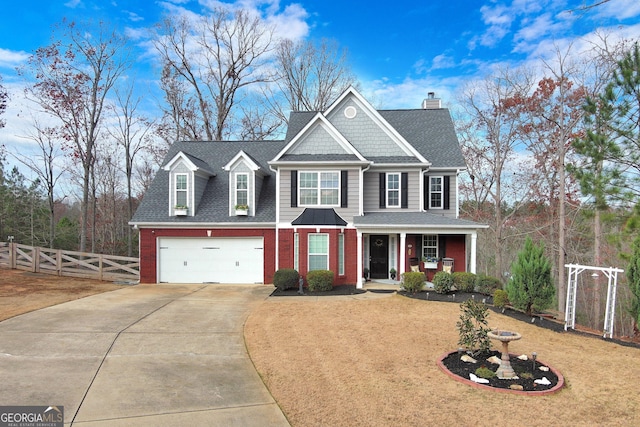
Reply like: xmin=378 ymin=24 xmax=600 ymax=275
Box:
xmin=130 ymin=87 xmax=487 ymax=287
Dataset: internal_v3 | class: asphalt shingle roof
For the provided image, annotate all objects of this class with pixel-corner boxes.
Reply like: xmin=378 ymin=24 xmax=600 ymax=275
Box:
xmin=131 ymin=140 xmax=285 ymax=224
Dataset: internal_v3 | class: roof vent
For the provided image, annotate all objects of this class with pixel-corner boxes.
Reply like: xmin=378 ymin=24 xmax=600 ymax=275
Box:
xmin=422 ymin=92 xmax=441 ymax=109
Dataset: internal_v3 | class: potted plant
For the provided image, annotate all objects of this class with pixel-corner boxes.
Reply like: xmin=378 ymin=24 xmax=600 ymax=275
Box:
xmin=390 ymin=268 xmax=396 ymax=280
xmin=363 ymin=268 xmax=370 ymax=281
xmin=174 ymin=205 xmax=188 ymax=216
xmin=423 ymin=256 xmax=439 ymax=269
xmin=235 ymin=204 xmax=249 ymax=216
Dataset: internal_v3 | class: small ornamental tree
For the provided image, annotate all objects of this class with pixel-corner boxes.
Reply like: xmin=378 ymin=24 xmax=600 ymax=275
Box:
xmin=456 ymin=299 xmax=491 ymax=355
xmin=506 ymin=237 xmax=555 ymax=316
xmin=627 ymin=235 xmax=640 ymax=335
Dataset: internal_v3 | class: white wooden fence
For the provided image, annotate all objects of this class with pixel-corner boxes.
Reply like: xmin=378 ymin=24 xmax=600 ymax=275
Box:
xmin=0 ymin=242 xmax=139 ymax=282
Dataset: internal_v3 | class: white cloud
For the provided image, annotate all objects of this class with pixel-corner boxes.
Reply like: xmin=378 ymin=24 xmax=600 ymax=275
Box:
xmin=430 ymin=54 xmax=456 ymax=71
xmin=64 ymin=0 xmax=83 ymax=9
xmin=0 ymin=48 xmax=30 ymax=69
xmin=593 ymin=0 xmax=640 ymax=20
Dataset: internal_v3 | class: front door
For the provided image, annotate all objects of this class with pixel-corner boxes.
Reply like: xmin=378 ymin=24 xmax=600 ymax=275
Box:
xmin=369 ymin=235 xmax=389 ymax=279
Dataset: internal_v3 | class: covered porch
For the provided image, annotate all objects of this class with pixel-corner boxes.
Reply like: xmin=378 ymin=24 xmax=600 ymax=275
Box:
xmin=353 ymin=212 xmax=487 ymax=289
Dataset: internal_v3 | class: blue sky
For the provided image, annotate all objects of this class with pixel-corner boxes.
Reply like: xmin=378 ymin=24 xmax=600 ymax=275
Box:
xmin=1 ymin=0 xmax=639 ymax=163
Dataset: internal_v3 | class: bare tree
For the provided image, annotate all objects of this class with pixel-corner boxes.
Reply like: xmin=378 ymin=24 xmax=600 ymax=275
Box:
xmin=109 ymin=83 xmax=153 ymax=256
xmin=14 ymin=117 xmax=67 ymax=247
xmin=268 ymin=38 xmax=358 ymax=122
xmin=0 ymin=75 xmax=7 ymax=129
xmin=457 ymin=66 xmax=536 ymax=280
xmin=22 ymin=19 xmax=130 ymax=252
xmin=153 ymin=7 xmax=275 ymax=141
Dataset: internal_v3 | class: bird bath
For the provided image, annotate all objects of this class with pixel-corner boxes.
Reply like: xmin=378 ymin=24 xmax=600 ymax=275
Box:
xmin=487 ymin=330 xmax=522 ymax=379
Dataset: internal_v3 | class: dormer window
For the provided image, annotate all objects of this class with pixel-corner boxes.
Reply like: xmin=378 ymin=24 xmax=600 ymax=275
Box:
xmin=175 ymin=174 xmax=188 ymax=207
xmin=236 ymin=173 xmax=248 ymax=207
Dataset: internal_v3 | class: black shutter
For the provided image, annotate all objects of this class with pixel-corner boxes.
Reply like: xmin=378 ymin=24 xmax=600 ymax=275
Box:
xmin=291 ymin=170 xmax=298 ymax=208
xmin=341 ymin=170 xmax=348 ymax=208
xmin=424 ymin=175 xmax=430 ymax=210
xmin=439 ymin=235 xmax=446 ymax=258
xmin=443 ymin=176 xmax=450 ymax=210
xmin=401 ymin=172 xmax=408 ymax=209
xmin=379 ymin=173 xmax=386 ymax=208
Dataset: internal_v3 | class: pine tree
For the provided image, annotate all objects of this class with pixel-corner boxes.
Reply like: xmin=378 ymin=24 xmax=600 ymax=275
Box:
xmin=506 ymin=237 xmax=555 ymax=316
xmin=627 ymin=235 xmax=640 ymax=334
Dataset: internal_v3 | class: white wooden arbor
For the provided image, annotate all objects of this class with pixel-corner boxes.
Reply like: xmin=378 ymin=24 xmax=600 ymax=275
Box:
xmin=564 ymin=263 xmax=624 ymax=339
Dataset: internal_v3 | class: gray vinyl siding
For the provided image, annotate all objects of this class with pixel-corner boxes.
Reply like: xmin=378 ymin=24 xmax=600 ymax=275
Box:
xmin=289 ymin=123 xmax=346 ymax=155
xmin=194 ymin=172 xmax=209 ymax=213
xmin=327 ymin=98 xmax=407 ymax=157
xmin=363 ymin=170 xmax=420 ymax=212
xmin=279 ymin=168 xmax=360 ymax=223
xmin=425 ymin=173 xmax=458 ymax=218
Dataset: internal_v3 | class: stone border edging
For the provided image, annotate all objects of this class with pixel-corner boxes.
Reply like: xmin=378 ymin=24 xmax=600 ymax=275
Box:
xmin=436 ymin=351 xmax=564 ymax=396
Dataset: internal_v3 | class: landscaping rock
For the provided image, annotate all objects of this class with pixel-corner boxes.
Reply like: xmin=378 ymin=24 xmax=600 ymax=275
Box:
xmin=461 ymin=354 xmax=477 ymax=363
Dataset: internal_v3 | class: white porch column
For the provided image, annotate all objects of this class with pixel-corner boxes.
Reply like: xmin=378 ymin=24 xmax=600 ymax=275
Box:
xmin=356 ymin=230 xmax=363 ymax=288
xmin=399 ymin=232 xmax=407 ymax=274
xmin=470 ymin=232 xmax=477 ymax=274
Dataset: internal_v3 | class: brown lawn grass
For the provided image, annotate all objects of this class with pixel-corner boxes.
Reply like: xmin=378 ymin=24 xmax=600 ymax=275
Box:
xmin=0 ymin=268 xmax=127 ymax=321
xmin=245 ymin=294 xmax=640 ymax=427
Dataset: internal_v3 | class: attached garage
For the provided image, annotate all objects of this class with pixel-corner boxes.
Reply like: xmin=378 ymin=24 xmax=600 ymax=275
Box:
xmin=158 ymin=237 xmax=264 ymax=284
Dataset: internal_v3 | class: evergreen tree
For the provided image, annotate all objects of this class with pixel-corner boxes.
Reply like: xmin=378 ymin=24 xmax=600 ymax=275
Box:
xmin=627 ymin=235 xmax=640 ymax=334
xmin=506 ymin=237 xmax=555 ymax=315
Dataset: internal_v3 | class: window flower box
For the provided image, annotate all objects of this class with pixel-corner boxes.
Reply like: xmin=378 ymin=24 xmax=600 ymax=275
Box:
xmin=422 ymin=257 xmax=439 ymax=269
xmin=174 ymin=206 xmax=188 ymax=216
xmin=235 ymin=204 xmax=249 ymax=216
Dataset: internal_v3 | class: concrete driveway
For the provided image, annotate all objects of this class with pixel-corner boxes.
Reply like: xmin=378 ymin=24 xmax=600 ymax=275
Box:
xmin=0 ymin=284 xmax=290 ymax=426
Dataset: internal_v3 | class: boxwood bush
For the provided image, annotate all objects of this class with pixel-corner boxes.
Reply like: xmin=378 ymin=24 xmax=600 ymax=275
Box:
xmin=476 ymin=274 xmax=502 ymax=295
xmin=273 ymin=268 xmax=299 ymax=291
xmin=433 ymin=271 xmax=454 ymax=294
xmin=401 ymin=272 xmax=426 ymax=293
xmin=452 ymin=272 xmax=476 ymax=293
xmin=307 ymin=270 xmax=334 ymax=292
xmin=493 ymin=289 xmax=509 ymax=308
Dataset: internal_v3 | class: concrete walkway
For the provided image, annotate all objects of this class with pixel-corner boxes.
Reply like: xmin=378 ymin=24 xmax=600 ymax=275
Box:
xmin=0 ymin=284 xmax=290 ymax=426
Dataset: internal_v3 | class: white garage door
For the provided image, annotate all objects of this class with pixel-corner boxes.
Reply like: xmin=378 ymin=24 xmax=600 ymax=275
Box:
xmin=158 ymin=237 xmax=264 ymax=284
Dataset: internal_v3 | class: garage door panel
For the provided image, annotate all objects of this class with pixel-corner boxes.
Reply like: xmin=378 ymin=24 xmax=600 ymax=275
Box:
xmin=158 ymin=238 xmax=263 ymax=284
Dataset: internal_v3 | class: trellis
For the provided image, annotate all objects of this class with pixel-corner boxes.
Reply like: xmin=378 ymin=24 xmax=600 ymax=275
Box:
xmin=564 ymin=263 xmax=624 ymax=339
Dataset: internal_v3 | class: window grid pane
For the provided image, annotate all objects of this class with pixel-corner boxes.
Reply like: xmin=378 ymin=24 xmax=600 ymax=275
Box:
xmin=422 ymin=235 xmax=438 ymax=259
xmin=308 ymin=234 xmax=329 ymax=271
xmin=387 ymin=173 xmax=400 ymax=207
xmin=299 ymin=172 xmax=340 ymax=206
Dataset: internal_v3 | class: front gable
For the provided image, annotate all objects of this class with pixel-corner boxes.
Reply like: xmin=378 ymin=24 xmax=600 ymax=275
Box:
xmin=223 ymin=150 xmax=267 ymax=217
xmin=272 ymin=114 xmax=366 ymax=163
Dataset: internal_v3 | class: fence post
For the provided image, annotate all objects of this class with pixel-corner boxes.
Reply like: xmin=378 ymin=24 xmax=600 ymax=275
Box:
xmin=9 ymin=242 xmax=16 ymax=269
xmin=34 ymin=247 xmax=40 ymax=273
xmin=99 ymin=254 xmax=103 ymax=281
xmin=56 ymin=249 xmax=62 ymax=276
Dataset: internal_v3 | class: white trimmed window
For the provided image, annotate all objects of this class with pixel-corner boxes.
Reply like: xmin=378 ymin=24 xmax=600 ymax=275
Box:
xmin=387 ymin=173 xmax=400 ymax=207
xmin=430 ymin=176 xmax=443 ymax=209
xmin=338 ymin=233 xmax=345 ymax=276
xmin=175 ymin=174 xmax=188 ymax=207
xmin=308 ymin=233 xmax=329 ymax=271
xmin=294 ymin=232 xmax=300 ymax=271
xmin=300 ymin=171 xmax=339 ymax=206
xmin=422 ymin=234 xmax=438 ymax=259
xmin=236 ymin=173 xmax=248 ymax=206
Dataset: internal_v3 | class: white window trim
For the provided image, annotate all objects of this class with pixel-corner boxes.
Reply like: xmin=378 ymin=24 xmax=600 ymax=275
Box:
xmin=298 ymin=171 xmax=340 ymax=207
xmin=175 ymin=173 xmax=188 ymax=207
xmin=422 ymin=234 xmax=439 ymax=259
xmin=294 ymin=232 xmax=300 ymax=272
xmin=429 ymin=175 xmax=444 ymax=209
xmin=386 ymin=172 xmax=401 ymax=208
xmin=308 ymin=233 xmax=329 ymax=271
xmin=235 ymin=173 xmax=249 ymax=207
xmin=338 ymin=233 xmax=345 ymax=276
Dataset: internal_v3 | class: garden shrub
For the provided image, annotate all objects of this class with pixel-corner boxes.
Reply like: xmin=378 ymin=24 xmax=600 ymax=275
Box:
xmin=475 ymin=366 xmax=496 ymax=379
xmin=476 ymin=274 xmax=502 ymax=295
xmin=456 ymin=299 xmax=492 ymax=356
xmin=307 ymin=270 xmax=334 ymax=292
xmin=273 ymin=268 xmax=299 ymax=291
xmin=452 ymin=272 xmax=476 ymax=293
xmin=433 ymin=271 xmax=454 ymax=294
xmin=401 ymin=272 xmax=425 ymax=293
xmin=493 ymin=289 xmax=509 ymax=308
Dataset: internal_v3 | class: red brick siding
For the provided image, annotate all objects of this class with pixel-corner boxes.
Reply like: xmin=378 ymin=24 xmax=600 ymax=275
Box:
xmin=138 ymin=228 xmax=276 ymax=284
xmin=278 ymin=228 xmax=358 ymax=286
